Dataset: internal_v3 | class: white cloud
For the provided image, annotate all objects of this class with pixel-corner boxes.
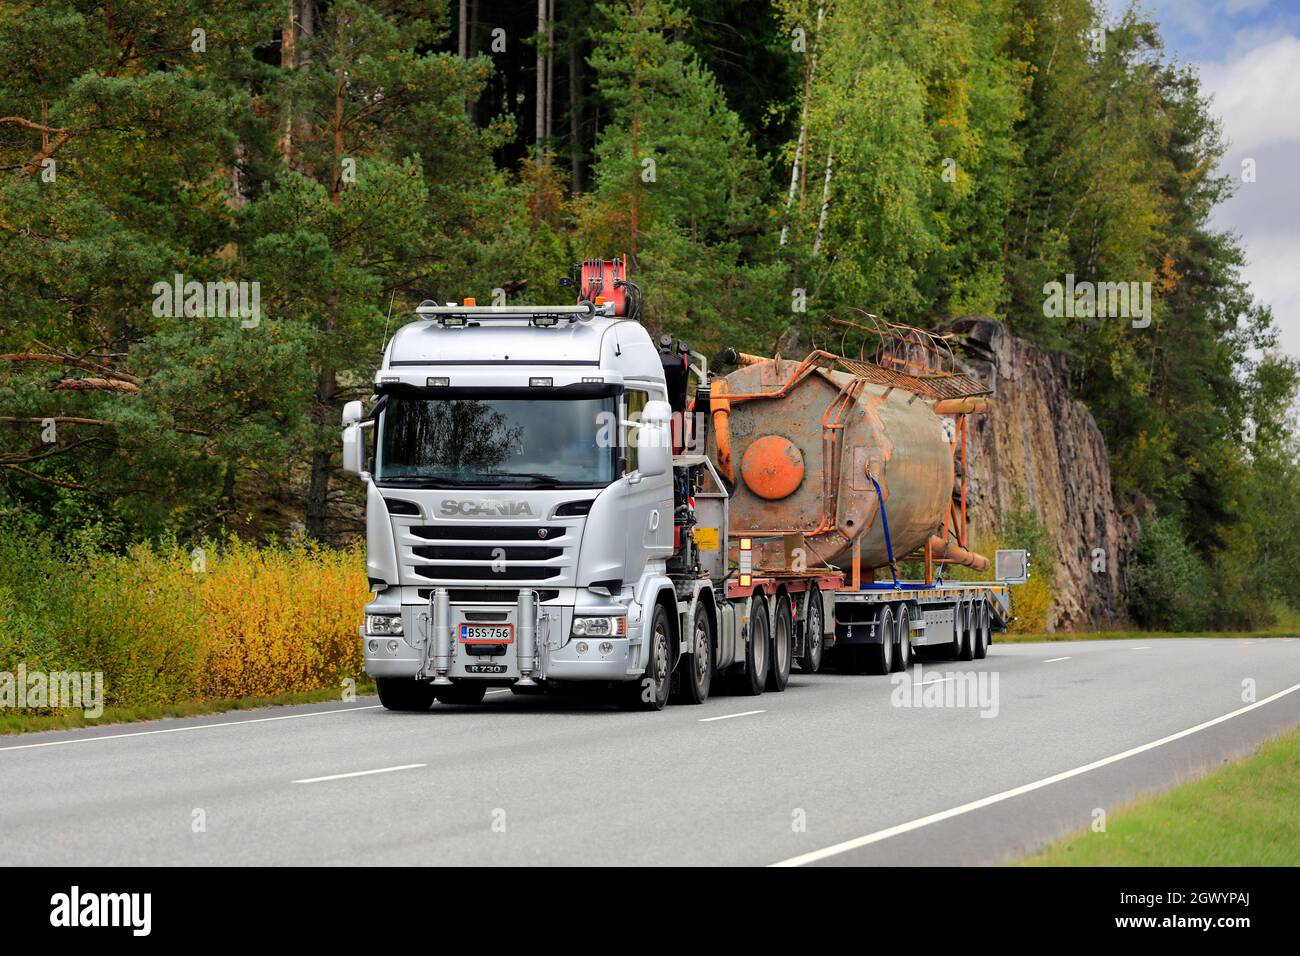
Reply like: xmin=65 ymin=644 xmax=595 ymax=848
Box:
xmin=1198 ymin=34 xmax=1300 ymax=359
xmin=1199 ymin=36 xmax=1300 ymax=151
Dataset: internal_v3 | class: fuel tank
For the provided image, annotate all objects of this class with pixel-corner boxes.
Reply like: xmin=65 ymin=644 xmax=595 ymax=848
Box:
xmin=705 ymin=356 xmax=960 ymax=571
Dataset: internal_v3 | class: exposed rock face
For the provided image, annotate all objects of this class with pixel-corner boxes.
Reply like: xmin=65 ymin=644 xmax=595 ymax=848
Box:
xmin=951 ymin=317 xmax=1135 ymax=629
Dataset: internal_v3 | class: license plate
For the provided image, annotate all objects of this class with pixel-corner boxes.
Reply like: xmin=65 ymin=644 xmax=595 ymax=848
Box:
xmin=466 ymin=663 xmax=507 ymax=674
xmin=460 ymin=623 xmax=514 ymax=644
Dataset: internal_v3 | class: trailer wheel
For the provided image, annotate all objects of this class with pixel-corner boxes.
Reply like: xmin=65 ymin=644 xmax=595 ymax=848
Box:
xmin=797 ymin=588 xmax=824 ymax=673
xmin=865 ymin=605 xmax=894 ymax=675
xmin=973 ymin=600 xmax=989 ymax=660
xmin=891 ymin=603 xmax=913 ymax=672
xmin=767 ymin=594 xmax=793 ymax=692
xmin=376 ymin=677 xmax=436 ymax=712
xmin=956 ymin=601 xmax=975 ymax=661
xmin=675 ymin=601 xmax=714 ymax=705
xmin=733 ymin=595 xmax=769 ymax=696
xmin=620 ymin=602 xmax=673 ymax=711
xmin=434 ymin=682 xmax=487 ymax=705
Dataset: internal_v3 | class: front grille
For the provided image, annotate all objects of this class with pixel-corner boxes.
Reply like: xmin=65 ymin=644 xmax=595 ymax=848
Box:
xmin=412 ymin=545 xmax=564 ymax=561
xmin=411 ymin=525 xmax=564 ymax=541
xmin=416 ymin=588 xmax=561 ymax=602
xmin=413 ymin=565 xmax=562 ymax=581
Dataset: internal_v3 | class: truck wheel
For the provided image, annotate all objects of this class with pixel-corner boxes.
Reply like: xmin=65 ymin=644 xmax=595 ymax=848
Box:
xmin=434 ymin=683 xmax=487 ymax=705
xmin=957 ymin=601 xmax=975 ymax=661
xmin=733 ymin=595 xmax=769 ymax=696
xmin=675 ymin=602 xmax=714 ymax=704
xmin=767 ymin=594 xmax=793 ymax=692
xmin=891 ymin=603 xmax=912 ymax=672
xmin=796 ymin=588 xmax=824 ymax=673
xmin=619 ymin=602 xmax=672 ymax=711
xmin=973 ymin=601 xmax=989 ymax=660
xmin=376 ymin=677 xmax=436 ymax=712
xmin=865 ymin=605 xmax=894 ymax=675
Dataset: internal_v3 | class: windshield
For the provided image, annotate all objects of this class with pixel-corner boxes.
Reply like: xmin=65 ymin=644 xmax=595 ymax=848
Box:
xmin=375 ymin=394 xmax=617 ymax=488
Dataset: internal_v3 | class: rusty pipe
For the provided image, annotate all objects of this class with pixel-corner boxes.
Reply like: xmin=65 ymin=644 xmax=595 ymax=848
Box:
xmin=931 ymin=397 xmax=989 ymax=415
xmin=710 ymin=378 xmax=735 ymax=483
xmin=928 ymin=536 xmax=989 ymax=572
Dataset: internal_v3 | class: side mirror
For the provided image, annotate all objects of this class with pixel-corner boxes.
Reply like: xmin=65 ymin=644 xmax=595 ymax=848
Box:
xmin=643 ymin=400 xmax=672 ymax=427
xmin=636 ymin=422 xmax=670 ymax=478
xmin=342 ymin=424 xmax=364 ymax=476
xmin=342 ymin=400 xmax=364 ymax=426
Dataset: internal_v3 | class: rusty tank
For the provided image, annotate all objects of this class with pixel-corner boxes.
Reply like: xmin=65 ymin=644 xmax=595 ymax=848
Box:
xmin=704 ymin=344 xmax=990 ymax=574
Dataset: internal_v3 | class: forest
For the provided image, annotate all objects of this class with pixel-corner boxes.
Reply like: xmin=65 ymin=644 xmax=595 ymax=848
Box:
xmin=2 ymin=0 xmax=1298 ymax=632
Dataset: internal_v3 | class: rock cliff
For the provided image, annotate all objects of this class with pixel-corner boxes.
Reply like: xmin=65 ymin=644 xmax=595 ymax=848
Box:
xmin=951 ymin=317 xmax=1136 ymax=629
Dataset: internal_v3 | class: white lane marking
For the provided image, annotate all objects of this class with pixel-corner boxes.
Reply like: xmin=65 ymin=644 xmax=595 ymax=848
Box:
xmin=0 ymin=705 xmax=383 ymax=753
xmin=699 ymin=710 xmax=766 ymax=723
xmin=293 ymin=763 xmax=425 ymax=784
xmin=1131 ymin=646 xmax=1152 ymax=650
xmin=1042 ymin=656 xmax=1072 ymax=663
xmin=485 ymin=689 xmax=511 ymax=695
xmin=770 ymin=680 xmax=1300 ymax=867
xmin=913 ymin=677 xmax=954 ymax=687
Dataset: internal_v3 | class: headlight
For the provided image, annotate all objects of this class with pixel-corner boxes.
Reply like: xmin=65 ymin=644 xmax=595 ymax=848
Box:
xmin=571 ymin=616 xmax=627 ymax=638
xmin=365 ymin=614 xmax=403 ymax=636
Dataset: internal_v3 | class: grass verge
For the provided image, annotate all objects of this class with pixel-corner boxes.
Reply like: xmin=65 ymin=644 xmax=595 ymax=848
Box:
xmin=997 ymin=630 xmax=1297 ymax=643
xmin=0 ymin=680 xmax=376 ymax=736
xmin=1018 ymin=726 xmax=1300 ymax=866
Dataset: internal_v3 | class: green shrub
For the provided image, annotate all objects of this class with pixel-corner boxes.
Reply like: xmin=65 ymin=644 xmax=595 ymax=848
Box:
xmin=1129 ymin=516 xmax=1212 ymax=631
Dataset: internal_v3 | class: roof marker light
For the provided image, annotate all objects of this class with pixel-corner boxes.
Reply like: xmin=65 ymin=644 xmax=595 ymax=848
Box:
xmin=427 ymin=377 xmax=450 ymax=387
xmin=529 ymin=377 xmax=554 ymax=388
xmin=463 ymin=297 xmax=477 ymax=307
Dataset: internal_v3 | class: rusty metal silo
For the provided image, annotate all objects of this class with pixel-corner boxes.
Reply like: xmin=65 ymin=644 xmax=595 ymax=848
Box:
xmin=705 ymin=333 xmax=991 ymax=576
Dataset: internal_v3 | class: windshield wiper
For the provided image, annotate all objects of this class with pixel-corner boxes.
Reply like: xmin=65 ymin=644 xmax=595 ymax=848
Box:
xmin=377 ymin=476 xmax=480 ymax=487
xmin=484 ymin=472 xmax=566 ymax=487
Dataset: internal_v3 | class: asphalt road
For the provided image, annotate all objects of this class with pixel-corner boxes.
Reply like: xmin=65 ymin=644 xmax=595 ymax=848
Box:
xmin=2 ymin=638 xmax=1298 ymax=866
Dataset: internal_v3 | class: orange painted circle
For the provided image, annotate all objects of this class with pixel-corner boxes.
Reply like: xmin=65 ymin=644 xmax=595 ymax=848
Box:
xmin=740 ymin=435 xmax=805 ymax=500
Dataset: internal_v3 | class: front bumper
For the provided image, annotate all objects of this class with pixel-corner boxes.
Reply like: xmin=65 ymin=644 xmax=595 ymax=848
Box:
xmin=361 ymin=588 xmax=642 ymax=683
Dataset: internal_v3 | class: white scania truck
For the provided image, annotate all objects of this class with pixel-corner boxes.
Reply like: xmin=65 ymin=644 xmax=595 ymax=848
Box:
xmin=342 ymin=258 xmax=1023 ymax=712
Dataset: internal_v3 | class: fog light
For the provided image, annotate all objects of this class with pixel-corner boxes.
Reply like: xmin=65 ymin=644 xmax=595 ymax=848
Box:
xmin=367 ymin=640 xmax=379 ymax=654
xmin=599 ymin=642 xmax=613 ymax=655
xmin=576 ymin=641 xmax=589 ymax=654
xmin=386 ymin=639 xmax=400 ymax=654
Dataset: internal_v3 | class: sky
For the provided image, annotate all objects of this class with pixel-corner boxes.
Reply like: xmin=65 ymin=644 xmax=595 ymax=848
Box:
xmin=1105 ymin=1 xmax=1300 ymax=360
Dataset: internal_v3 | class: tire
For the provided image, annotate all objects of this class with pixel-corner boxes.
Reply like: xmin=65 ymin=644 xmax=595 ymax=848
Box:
xmin=434 ymin=682 xmax=487 ymax=705
xmin=767 ymin=593 xmax=793 ymax=692
xmin=891 ymin=603 xmax=912 ymax=672
xmin=675 ymin=601 xmax=714 ymax=705
xmin=796 ymin=588 xmax=825 ymax=673
xmin=619 ymin=601 xmax=672 ymax=711
xmin=957 ymin=601 xmax=975 ymax=661
xmin=509 ymin=683 xmax=545 ymax=696
xmin=973 ymin=601 xmax=989 ymax=660
xmin=376 ymin=677 xmax=436 ymax=712
xmin=734 ymin=595 xmax=769 ymax=696
xmin=865 ymin=605 xmax=894 ymax=675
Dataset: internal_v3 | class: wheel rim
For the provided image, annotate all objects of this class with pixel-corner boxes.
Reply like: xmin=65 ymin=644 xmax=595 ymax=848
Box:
xmin=652 ymin=619 xmax=670 ymax=697
xmin=881 ymin=610 xmax=893 ymax=669
xmin=752 ymin=607 xmax=768 ymax=677
xmin=693 ymin=612 xmax=711 ymax=687
xmin=775 ymin=605 xmax=791 ymax=675
xmin=898 ymin=608 xmax=911 ymax=665
xmin=807 ymin=601 xmax=822 ymax=665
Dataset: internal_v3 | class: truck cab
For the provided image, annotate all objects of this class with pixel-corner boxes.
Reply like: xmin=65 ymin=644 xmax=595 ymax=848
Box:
xmin=342 ymin=268 xmax=683 ymax=711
